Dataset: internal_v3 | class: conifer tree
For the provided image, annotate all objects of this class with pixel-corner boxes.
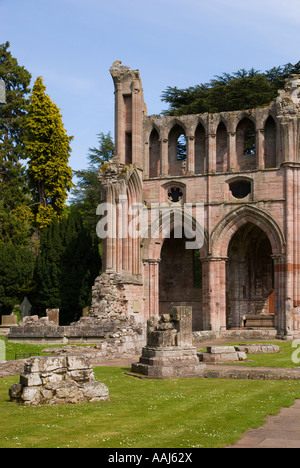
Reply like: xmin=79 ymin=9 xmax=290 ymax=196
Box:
xmin=33 ymin=211 xmax=101 ymax=324
xmin=71 ymin=131 xmax=114 ymax=237
xmin=0 ymin=41 xmax=33 ymax=244
xmin=25 ymin=76 xmax=73 ymax=228
xmin=0 ymin=242 xmax=35 ymax=315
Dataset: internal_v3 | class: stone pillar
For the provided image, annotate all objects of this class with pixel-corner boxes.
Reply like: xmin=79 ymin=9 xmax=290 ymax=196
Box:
xmin=207 ymin=133 xmax=216 ymax=173
xmin=187 ymin=135 xmax=195 ymax=174
xmin=202 ymin=257 xmax=227 ymax=331
xmin=272 ymin=254 xmax=286 ymax=336
xmin=143 ymin=259 xmax=160 ymax=321
xmin=257 ymin=128 xmax=265 ymax=169
xmin=161 ymin=137 xmax=169 ymax=176
xmin=228 ymin=131 xmax=237 ymax=171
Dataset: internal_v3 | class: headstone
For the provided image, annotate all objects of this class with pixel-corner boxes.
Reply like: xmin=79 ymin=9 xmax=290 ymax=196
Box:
xmin=46 ymin=309 xmax=59 ymax=325
xmin=20 ymin=297 xmax=32 ymax=319
xmin=1 ymin=313 xmax=18 ymax=327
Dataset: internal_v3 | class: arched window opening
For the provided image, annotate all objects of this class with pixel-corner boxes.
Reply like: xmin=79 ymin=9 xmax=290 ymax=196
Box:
xmin=264 ymin=116 xmax=277 ymax=169
xmin=168 ymin=124 xmax=187 ymax=176
xmin=177 ymin=134 xmax=187 ymax=161
xmin=216 ymin=122 xmax=227 ymax=173
xmin=149 ymin=129 xmax=160 ymax=178
xmin=195 ymin=123 xmax=206 ymax=174
xmin=244 ymin=127 xmax=256 ymax=155
xmin=229 ymin=180 xmax=251 ymax=199
xmin=236 ymin=118 xmax=256 ymax=171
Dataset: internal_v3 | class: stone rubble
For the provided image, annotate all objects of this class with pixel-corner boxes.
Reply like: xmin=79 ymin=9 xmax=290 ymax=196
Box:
xmin=9 ymin=355 xmax=109 ymax=406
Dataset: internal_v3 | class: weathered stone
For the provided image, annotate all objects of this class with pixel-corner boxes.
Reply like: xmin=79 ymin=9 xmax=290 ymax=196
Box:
xmin=9 ymin=355 xmax=109 ymax=406
xmin=132 ymin=307 xmax=206 ymax=379
xmin=9 ymin=383 xmax=23 ymax=400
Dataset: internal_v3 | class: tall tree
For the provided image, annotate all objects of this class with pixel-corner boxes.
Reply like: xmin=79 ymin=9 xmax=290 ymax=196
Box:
xmin=32 ymin=211 xmax=101 ymax=324
xmin=161 ymin=61 xmax=300 ymax=116
xmin=0 ymin=242 xmax=35 ymax=316
xmin=71 ymin=131 xmax=114 ymax=237
xmin=0 ymin=41 xmax=33 ymax=244
xmin=25 ymin=76 xmax=73 ymax=229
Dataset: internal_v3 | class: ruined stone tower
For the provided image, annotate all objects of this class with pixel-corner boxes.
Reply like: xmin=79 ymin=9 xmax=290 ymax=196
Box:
xmin=92 ymin=62 xmax=300 ymax=340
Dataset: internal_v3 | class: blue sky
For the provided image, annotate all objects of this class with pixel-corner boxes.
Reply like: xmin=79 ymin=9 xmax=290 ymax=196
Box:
xmin=0 ymin=0 xmax=299 ymax=174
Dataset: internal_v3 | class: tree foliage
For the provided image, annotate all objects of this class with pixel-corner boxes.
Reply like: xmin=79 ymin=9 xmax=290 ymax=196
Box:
xmin=0 ymin=242 xmax=35 ymax=315
xmin=25 ymin=76 xmax=73 ymax=228
xmin=0 ymin=41 xmax=33 ymax=244
xmin=32 ymin=211 xmax=101 ymax=324
xmin=71 ymin=132 xmax=114 ymax=237
xmin=161 ymin=61 xmax=300 ymax=115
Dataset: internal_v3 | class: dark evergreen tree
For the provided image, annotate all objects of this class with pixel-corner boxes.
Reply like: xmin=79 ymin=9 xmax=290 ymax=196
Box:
xmin=161 ymin=61 xmax=300 ymax=116
xmin=0 ymin=41 xmax=33 ymax=244
xmin=0 ymin=242 xmax=35 ymax=316
xmin=71 ymin=132 xmax=114 ymax=238
xmin=32 ymin=211 xmax=101 ymax=324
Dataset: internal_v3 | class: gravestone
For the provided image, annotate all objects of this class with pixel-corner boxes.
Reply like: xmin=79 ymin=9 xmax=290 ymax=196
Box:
xmin=20 ymin=297 xmax=32 ymax=319
xmin=1 ymin=313 xmax=18 ymax=327
xmin=46 ymin=309 xmax=59 ymax=325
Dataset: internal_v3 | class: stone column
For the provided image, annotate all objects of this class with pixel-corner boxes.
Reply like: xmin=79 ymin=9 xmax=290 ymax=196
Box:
xmin=202 ymin=257 xmax=227 ymax=331
xmin=256 ymin=128 xmax=265 ymax=169
xmin=207 ymin=133 xmax=216 ymax=173
xmin=227 ymin=131 xmax=237 ymax=171
xmin=272 ymin=254 xmax=286 ymax=336
xmin=161 ymin=136 xmax=169 ymax=176
xmin=143 ymin=259 xmax=160 ymax=320
xmin=187 ymin=135 xmax=195 ymax=174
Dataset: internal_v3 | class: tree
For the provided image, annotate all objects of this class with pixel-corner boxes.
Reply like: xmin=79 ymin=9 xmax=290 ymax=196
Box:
xmin=0 ymin=41 xmax=33 ymax=244
xmin=71 ymin=131 xmax=114 ymax=237
xmin=0 ymin=242 xmax=35 ymax=316
xmin=25 ymin=76 xmax=73 ymax=229
xmin=32 ymin=211 xmax=101 ymax=324
xmin=161 ymin=61 xmax=300 ymax=116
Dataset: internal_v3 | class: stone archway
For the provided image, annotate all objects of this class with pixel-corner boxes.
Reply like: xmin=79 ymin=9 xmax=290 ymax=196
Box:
xmin=159 ymin=233 xmax=203 ymax=330
xmin=210 ymin=205 xmax=285 ymax=332
xmin=226 ymin=223 xmax=274 ymax=329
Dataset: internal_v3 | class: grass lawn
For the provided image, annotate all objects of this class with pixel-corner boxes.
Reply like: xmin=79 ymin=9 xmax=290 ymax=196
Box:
xmin=1 ymin=338 xmax=300 ymax=448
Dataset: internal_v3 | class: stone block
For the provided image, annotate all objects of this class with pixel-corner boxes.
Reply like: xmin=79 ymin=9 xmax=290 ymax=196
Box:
xmin=9 ymin=355 xmax=109 ymax=406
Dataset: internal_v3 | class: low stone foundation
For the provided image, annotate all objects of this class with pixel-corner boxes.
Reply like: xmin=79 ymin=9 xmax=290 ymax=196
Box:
xmin=9 ymin=355 xmax=109 ymax=406
xmin=198 ymin=346 xmax=247 ymax=363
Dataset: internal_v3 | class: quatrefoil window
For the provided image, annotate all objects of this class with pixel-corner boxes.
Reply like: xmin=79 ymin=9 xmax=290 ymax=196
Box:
xmin=168 ymin=187 xmax=183 ymax=203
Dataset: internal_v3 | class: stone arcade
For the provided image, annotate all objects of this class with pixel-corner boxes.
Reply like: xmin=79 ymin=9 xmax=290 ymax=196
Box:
xmin=94 ymin=62 xmax=300 ymax=340
xmin=7 ymin=63 xmax=300 ymax=348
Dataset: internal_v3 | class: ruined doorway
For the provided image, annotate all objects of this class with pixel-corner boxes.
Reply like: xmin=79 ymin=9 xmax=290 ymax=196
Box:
xmin=226 ymin=222 xmax=274 ymax=328
xmin=159 ymin=233 xmax=203 ymax=330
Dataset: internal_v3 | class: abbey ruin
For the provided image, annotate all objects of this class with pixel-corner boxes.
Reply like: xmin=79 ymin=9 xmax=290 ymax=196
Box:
xmin=94 ymin=62 xmax=300 ymax=341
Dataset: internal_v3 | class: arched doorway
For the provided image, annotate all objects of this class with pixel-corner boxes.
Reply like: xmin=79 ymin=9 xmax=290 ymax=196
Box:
xmin=226 ymin=222 xmax=274 ymax=329
xmin=159 ymin=232 xmax=203 ymax=330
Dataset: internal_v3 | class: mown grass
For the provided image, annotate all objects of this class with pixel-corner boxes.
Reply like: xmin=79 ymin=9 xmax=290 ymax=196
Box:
xmin=1 ymin=366 xmax=300 ymax=448
xmin=1 ymin=338 xmax=300 ymax=448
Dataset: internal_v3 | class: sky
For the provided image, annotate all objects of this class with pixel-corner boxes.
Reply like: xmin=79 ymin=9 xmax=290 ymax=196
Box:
xmin=0 ymin=0 xmax=299 ymax=176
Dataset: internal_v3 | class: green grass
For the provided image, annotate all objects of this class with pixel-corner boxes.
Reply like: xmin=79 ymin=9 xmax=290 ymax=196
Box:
xmin=1 ymin=366 xmax=300 ymax=448
xmin=0 ymin=336 xmax=93 ymax=361
xmin=1 ymin=338 xmax=300 ymax=448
